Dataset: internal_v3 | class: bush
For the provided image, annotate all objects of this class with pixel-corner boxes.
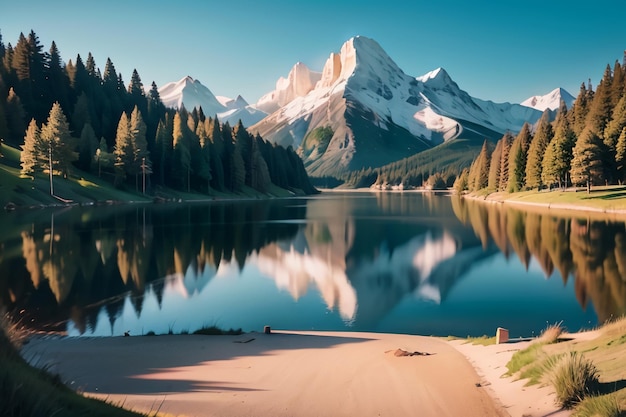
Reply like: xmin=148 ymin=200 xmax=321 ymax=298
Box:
xmin=548 ymin=352 xmax=599 ymax=409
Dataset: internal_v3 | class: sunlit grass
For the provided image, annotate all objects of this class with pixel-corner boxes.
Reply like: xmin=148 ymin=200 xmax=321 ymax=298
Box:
xmin=573 ymin=393 xmax=623 ymax=417
xmin=480 ymin=186 xmax=626 ymax=211
xmin=548 ymin=352 xmax=600 ymax=409
xmin=0 ymin=314 xmax=144 ymax=417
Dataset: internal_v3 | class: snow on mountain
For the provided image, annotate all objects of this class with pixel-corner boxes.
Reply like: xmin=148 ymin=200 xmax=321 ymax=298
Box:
xmin=521 ymin=87 xmax=576 ymax=111
xmin=255 ymin=62 xmax=322 ymax=114
xmin=159 ymin=77 xmax=267 ymax=127
xmin=159 ymin=76 xmax=226 ymax=116
xmin=217 ymin=95 xmax=249 ymax=110
xmin=251 ymin=36 xmax=543 ymax=177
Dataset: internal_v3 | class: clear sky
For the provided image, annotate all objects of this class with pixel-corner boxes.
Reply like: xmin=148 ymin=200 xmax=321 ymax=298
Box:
xmin=1 ymin=0 xmax=625 ymax=105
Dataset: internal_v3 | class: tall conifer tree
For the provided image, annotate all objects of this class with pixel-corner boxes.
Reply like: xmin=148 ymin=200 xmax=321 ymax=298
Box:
xmin=570 ymin=127 xmax=605 ymax=193
xmin=498 ymin=132 xmax=513 ymax=191
xmin=20 ymin=118 xmax=41 ymax=176
xmin=40 ymin=102 xmax=76 ymax=178
xmin=507 ymin=123 xmax=532 ymax=192
xmin=525 ymin=110 xmax=553 ymax=190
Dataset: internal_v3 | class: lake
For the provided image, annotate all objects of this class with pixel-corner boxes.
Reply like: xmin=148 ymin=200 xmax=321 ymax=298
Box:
xmin=1 ymin=192 xmax=623 ymax=338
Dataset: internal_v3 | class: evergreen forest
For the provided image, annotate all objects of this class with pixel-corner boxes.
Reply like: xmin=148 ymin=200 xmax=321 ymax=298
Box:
xmin=456 ymin=58 xmax=626 ymax=194
xmin=0 ymin=29 xmax=316 ymax=201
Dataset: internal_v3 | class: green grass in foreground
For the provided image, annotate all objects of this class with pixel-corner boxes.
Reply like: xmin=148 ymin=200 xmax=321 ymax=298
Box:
xmin=505 ymin=317 xmax=626 ymax=414
xmin=0 ymin=324 xmax=144 ymax=417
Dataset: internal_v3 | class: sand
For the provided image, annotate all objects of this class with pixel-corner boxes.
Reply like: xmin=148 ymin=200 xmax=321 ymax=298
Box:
xmin=21 ymin=330 xmax=571 ymax=417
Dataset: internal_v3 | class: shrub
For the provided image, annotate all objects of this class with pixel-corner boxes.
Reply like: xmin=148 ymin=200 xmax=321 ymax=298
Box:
xmin=548 ymin=352 xmax=599 ymax=409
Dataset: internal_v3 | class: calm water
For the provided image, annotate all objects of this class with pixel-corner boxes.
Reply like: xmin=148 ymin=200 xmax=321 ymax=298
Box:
xmin=1 ymin=192 xmax=623 ymax=338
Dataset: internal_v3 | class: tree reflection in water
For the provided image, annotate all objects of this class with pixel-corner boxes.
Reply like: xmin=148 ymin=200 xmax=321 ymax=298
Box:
xmin=452 ymin=197 xmax=626 ymax=322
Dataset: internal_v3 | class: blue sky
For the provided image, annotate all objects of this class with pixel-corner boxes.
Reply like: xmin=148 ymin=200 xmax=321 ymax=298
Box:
xmin=2 ymin=0 xmax=625 ymax=104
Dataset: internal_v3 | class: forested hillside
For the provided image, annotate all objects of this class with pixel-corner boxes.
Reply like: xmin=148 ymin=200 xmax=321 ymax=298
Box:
xmin=458 ymin=57 xmax=626 ymax=194
xmin=0 ymin=29 xmax=316 ymax=201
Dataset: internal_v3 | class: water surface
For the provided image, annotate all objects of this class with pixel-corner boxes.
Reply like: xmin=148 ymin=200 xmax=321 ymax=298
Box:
xmin=1 ymin=192 xmax=623 ymax=338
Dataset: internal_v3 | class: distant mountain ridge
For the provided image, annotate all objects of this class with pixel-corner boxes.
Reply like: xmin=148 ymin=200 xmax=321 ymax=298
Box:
xmin=159 ymin=36 xmax=574 ymax=178
xmin=158 ymin=76 xmax=266 ymax=127
xmin=249 ymin=36 xmax=547 ymax=177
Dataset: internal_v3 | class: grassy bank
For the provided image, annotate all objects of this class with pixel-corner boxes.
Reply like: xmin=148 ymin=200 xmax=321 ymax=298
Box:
xmin=0 ymin=144 xmax=310 ymax=210
xmin=0 ymin=318 xmax=145 ymax=417
xmin=467 ymin=186 xmax=626 ymax=214
xmin=505 ymin=318 xmax=626 ymax=415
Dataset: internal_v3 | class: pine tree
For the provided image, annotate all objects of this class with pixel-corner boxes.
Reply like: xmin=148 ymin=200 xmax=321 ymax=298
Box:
xmin=545 ymin=101 xmax=576 ymax=188
xmin=234 ymin=120 xmax=253 ymax=186
xmin=172 ymin=111 xmax=191 ymax=191
xmin=570 ymin=127 xmax=605 ymax=193
xmin=250 ymin=136 xmax=271 ymax=192
xmin=507 ymin=123 xmax=532 ymax=192
xmin=153 ymin=115 xmax=173 ymax=185
xmin=586 ymin=64 xmax=614 ymax=138
xmin=5 ymin=87 xmax=25 ymax=145
xmin=453 ymin=168 xmax=469 ymax=193
xmin=77 ymin=123 xmax=98 ymax=172
xmin=20 ymin=118 xmax=41 ymax=176
xmin=525 ymin=110 xmax=553 ymax=190
xmin=195 ymin=120 xmax=212 ymax=192
xmin=487 ymin=138 xmax=502 ymax=191
xmin=45 ymin=41 xmax=70 ymax=115
xmin=615 ymin=127 xmax=626 ymax=182
xmin=129 ymin=106 xmax=151 ymax=188
xmin=611 ymin=60 xmax=624 ymax=106
xmin=605 ymin=94 xmax=626 ymax=151
xmin=208 ymin=118 xmax=225 ymax=191
xmin=571 ymin=83 xmax=591 ymax=136
xmin=498 ymin=132 xmax=513 ymax=191
xmin=127 ymin=69 xmax=146 ymax=114
xmin=473 ymin=140 xmax=491 ymax=190
xmin=40 ymin=102 xmax=76 ymax=178
xmin=113 ymin=112 xmax=133 ymax=185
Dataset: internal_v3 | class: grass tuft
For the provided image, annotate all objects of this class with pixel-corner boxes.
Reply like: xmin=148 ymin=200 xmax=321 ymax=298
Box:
xmin=506 ymin=342 xmax=545 ymax=377
xmin=573 ymin=393 xmax=623 ymax=417
xmin=538 ymin=322 xmax=565 ymax=344
xmin=465 ymin=335 xmax=496 ymax=346
xmin=193 ymin=325 xmax=244 ymax=336
xmin=548 ymin=352 xmax=600 ymax=409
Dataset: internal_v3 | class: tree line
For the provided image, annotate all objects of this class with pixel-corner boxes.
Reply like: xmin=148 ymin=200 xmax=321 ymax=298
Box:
xmin=0 ymin=29 xmax=316 ymax=195
xmin=457 ymin=56 xmax=626 ymax=194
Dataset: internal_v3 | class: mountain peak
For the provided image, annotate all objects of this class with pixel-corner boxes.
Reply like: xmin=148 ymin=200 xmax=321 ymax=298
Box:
xmin=521 ymin=87 xmax=576 ymax=111
xmin=256 ymin=61 xmax=321 ymax=113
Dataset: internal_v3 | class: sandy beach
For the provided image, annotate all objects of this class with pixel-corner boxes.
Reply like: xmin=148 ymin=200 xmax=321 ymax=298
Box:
xmin=21 ymin=330 xmax=572 ymax=417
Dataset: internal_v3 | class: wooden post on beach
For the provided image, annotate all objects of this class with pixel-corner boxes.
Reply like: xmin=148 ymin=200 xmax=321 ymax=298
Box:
xmin=264 ymin=326 xmax=271 ymax=334
xmin=496 ymin=327 xmax=509 ymax=344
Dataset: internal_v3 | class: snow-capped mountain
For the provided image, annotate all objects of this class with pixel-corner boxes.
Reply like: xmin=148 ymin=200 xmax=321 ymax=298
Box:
xmin=521 ymin=87 xmax=575 ymax=111
xmin=256 ymin=62 xmax=322 ymax=114
xmin=158 ymin=77 xmax=267 ymax=127
xmin=159 ymin=76 xmax=226 ymax=116
xmin=250 ymin=36 xmax=543 ymax=178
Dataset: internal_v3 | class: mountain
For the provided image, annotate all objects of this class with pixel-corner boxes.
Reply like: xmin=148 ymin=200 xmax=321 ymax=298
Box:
xmin=521 ymin=87 xmax=576 ymax=111
xmin=255 ymin=62 xmax=322 ymax=114
xmin=250 ymin=36 xmax=543 ymax=178
xmin=158 ymin=76 xmax=267 ymax=127
xmin=159 ymin=76 xmax=226 ymax=116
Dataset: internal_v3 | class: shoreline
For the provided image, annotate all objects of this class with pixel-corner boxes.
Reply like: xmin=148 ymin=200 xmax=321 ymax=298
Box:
xmin=461 ymin=189 xmax=626 ymax=218
xmin=20 ymin=330 xmax=581 ymax=417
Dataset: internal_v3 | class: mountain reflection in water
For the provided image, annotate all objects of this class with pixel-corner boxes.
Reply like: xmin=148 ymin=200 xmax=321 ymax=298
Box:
xmin=0 ymin=193 xmax=622 ymax=337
